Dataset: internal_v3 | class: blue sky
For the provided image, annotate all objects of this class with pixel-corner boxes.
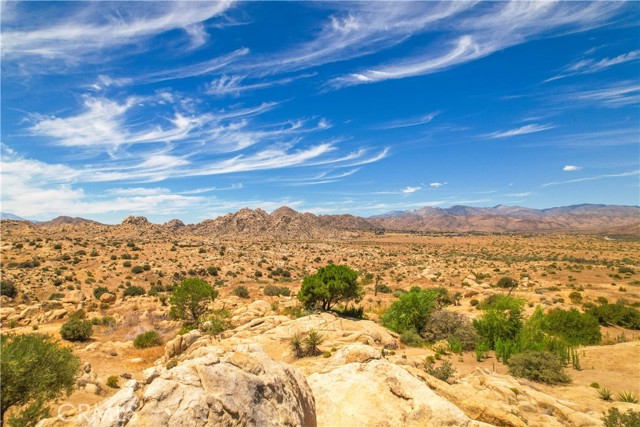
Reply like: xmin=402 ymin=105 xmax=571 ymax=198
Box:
xmin=1 ymin=1 xmax=639 ymax=223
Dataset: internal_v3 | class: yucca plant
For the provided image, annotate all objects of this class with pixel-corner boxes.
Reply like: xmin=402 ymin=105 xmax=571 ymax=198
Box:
xmin=598 ymin=387 xmax=613 ymax=401
xmin=304 ymin=329 xmax=324 ymax=357
xmin=289 ymin=332 xmax=305 ymax=359
xmin=617 ymin=391 xmax=638 ymax=404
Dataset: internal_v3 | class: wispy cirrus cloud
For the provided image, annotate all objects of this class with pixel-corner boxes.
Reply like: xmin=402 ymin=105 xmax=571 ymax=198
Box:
xmin=329 ymin=1 xmax=626 ymax=88
xmin=1 ymin=1 xmax=235 ymax=67
xmin=485 ymin=123 xmax=555 ymax=139
xmin=566 ymin=81 xmax=640 ymax=108
xmin=377 ymin=112 xmax=439 ymax=130
xmin=542 ymin=170 xmax=640 ymax=187
xmin=546 ymin=50 xmax=640 ymax=82
xmin=206 ymin=73 xmax=316 ymax=97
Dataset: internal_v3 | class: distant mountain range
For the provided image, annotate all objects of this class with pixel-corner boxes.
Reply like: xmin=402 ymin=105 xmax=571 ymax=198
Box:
xmin=1 ymin=204 xmax=639 ymax=238
xmin=0 ymin=213 xmax=29 ymax=221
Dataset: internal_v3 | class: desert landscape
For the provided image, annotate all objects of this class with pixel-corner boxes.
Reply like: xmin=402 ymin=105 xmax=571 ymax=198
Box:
xmin=1 ymin=206 xmax=639 ymax=426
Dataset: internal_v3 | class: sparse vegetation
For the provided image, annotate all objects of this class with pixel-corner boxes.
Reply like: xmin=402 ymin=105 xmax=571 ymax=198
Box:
xmin=508 ymin=350 xmax=571 ymax=384
xmin=60 ymin=318 xmax=93 ymax=342
xmin=133 ymin=331 xmax=163 ymax=349
xmin=1 ymin=334 xmax=80 ymax=426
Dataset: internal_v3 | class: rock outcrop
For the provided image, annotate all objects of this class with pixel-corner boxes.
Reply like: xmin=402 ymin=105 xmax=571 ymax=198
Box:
xmin=308 ymin=345 xmax=488 ymax=427
xmin=41 ymin=344 xmax=316 ymax=427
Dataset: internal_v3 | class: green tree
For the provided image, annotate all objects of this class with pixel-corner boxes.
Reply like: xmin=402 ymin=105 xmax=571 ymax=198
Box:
xmin=542 ymin=308 xmax=601 ymax=345
xmin=496 ymin=276 xmax=518 ymax=296
xmin=169 ymin=278 xmax=218 ymax=325
xmin=381 ymin=287 xmax=439 ymax=334
xmin=297 ymin=265 xmax=362 ymax=311
xmin=473 ymin=295 xmax=525 ymax=349
xmin=1 ymin=334 xmax=80 ymax=427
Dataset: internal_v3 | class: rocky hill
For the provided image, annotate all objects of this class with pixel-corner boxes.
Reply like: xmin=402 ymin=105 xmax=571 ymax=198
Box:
xmin=369 ymin=204 xmax=640 ymax=235
xmin=36 ymin=216 xmax=103 ymax=227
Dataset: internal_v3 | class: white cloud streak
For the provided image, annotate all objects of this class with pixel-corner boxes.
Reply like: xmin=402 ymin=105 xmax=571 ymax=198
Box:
xmin=485 ymin=123 xmax=555 ymax=139
xmin=329 ymin=1 xmax=625 ymax=88
xmin=542 ymin=170 xmax=640 ymax=187
xmin=546 ymin=50 xmax=640 ymax=82
xmin=563 ymin=165 xmax=582 ymax=171
xmin=402 ymin=186 xmax=422 ymax=194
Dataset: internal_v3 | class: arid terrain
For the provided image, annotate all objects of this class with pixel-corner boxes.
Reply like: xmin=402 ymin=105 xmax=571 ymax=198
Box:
xmin=1 ymin=208 xmax=640 ymax=427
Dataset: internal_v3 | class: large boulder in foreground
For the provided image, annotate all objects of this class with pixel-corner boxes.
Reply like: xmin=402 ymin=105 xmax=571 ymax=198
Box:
xmin=308 ymin=345 xmax=488 ymax=427
xmin=41 ymin=344 xmax=316 ymax=427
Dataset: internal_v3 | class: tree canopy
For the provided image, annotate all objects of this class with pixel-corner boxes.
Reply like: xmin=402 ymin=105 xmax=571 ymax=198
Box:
xmin=297 ymin=264 xmax=362 ymax=311
xmin=1 ymin=334 xmax=80 ymax=426
xmin=169 ymin=278 xmax=218 ymax=325
xmin=381 ymin=287 xmax=439 ymax=334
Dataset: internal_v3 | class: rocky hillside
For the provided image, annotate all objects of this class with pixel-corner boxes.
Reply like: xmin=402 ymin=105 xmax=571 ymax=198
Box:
xmin=369 ymin=204 xmax=640 ymax=235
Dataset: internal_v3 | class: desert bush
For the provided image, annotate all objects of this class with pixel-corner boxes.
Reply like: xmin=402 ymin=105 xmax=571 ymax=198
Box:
xmin=123 ymin=286 xmax=146 ymax=297
xmin=232 ymin=286 xmax=250 ymax=299
xmin=422 ymin=310 xmax=477 ymax=351
xmin=473 ymin=307 xmax=523 ymax=349
xmin=93 ymin=286 xmax=110 ymax=299
xmin=133 ymin=331 xmax=162 ymax=349
xmin=263 ymin=285 xmax=291 ymax=297
xmin=598 ymin=387 xmax=613 ymax=401
xmin=542 ymin=308 xmax=601 ymax=345
xmin=1 ymin=334 xmax=80 ymax=427
xmin=588 ymin=304 xmax=640 ymax=330
xmin=508 ymin=351 xmax=571 ymax=384
xmin=602 ymin=408 xmax=640 ymax=427
xmin=496 ymin=276 xmax=518 ymax=292
xmin=375 ymin=283 xmax=393 ymax=294
xmin=619 ymin=266 xmax=636 ymax=275
xmin=334 ymin=305 xmax=364 ymax=319
xmin=131 ymin=265 xmax=144 ymax=274
xmin=106 ymin=375 xmax=119 ymax=389
xmin=297 ymin=264 xmax=362 ymax=311
xmin=169 ymin=278 xmax=218 ymax=325
xmin=381 ymin=287 xmax=438 ymax=334
xmin=200 ymin=309 xmax=232 ymax=335
xmin=0 ymin=280 xmax=17 ymax=298
xmin=400 ymin=330 xmax=426 ymax=347
xmin=48 ymin=292 xmax=64 ymax=301
xmin=425 ymin=360 xmax=456 ymax=382
xmin=60 ymin=319 xmax=93 ymax=342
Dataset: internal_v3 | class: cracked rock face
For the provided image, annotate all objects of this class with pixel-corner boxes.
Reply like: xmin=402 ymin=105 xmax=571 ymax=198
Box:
xmin=307 ymin=354 xmax=487 ymax=427
xmin=42 ymin=344 xmax=316 ymax=427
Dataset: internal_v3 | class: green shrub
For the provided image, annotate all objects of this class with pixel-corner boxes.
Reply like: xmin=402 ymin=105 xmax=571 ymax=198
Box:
xmin=542 ymin=308 xmax=601 ymax=345
xmin=425 ymin=360 xmax=456 ymax=382
xmin=375 ymin=283 xmax=393 ymax=294
xmin=60 ymin=319 xmax=93 ymax=342
xmin=381 ymin=287 xmax=438 ymax=334
xmin=588 ymin=304 xmax=640 ymax=330
xmin=93 ymin=286 xmax=110 ymax=299
xmin=106 ymin=375 xmax=119 ymax=389
xmin=133 ymin=331 xmax=162 ymax=349
xmin=422 ymin=310 xmax=477 ymax=351
xmin=619 ymin=266 xmax=636 ymax=275
xmin=1 ymin=281 xmax=17 ymax=298
xmin=200 ymin=309 xmax=232 ymax=335
xmin=122 ymin=261 xmax=132 ymax=267
xmin=263 ymin=285 xmax=291 ymax=297
xmin=334 ymin=305 xmax=364 ymax=319
xmin=131 ymin=266 xmax=144 ymax=274
xmin=473 ymin=305 xmax=523 ymax=349
xmin=602 ymin=408 xmax=640 ymax=427
xmin=48 ymin=293 xmax=64 ymax=301
xmin=123 ymin=286 xmax=146 ymax=297
xmin=232 ymin=286 xmax=250 ymax=299
xmin=400 ymin=330 xmax=426 ymax=347
xmin=1 ymin=334 xmax=80 ymax=426
xmin=297 ymin=265 xmax=362 ymax=311
xmin=508 ymin=351 xmax=571 ymax=384
xmin=169 ymin=278 xmax=218 ymax=325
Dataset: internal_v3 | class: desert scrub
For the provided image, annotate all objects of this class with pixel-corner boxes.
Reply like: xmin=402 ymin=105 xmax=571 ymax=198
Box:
xmin=382 ymin=287 xmax=438 ymax=334
xmin=602 ymin=408 xmax=640 ymax=427
xmin=123 ymin=285 xmax=146 ymax=297
xmin=106 ymin=375 xmax=119 ymax=388
xmin=507 ymin=351 xmax=571 ymax=384
xmin=133 ymin=331 xmax=162 ymax=349
xmin=425 ymin=360 xmax=456 ymax=382
xmin=232 ymin=285 xmax=250 ymax=299
xmin=304 ymin=329 xmax=324 ymax=356
xmin=289 ymin=332 xmax=305 ymax=358
xmin=598 ymin=387 xmax=613 ymax=401
xmin=617 ymin=391 xmax=638 ymax=404
xmin=422 ymin=310 xmax=477 ymax=351
xmin=60 ymin=318 xmax=93 ymax=342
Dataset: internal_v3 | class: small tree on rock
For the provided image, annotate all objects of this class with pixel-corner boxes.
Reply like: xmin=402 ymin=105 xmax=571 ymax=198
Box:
xmin=297 ymin=265 xmax=362 ymax=311
xmin=1 ymin=334 xmax=80 ymax=427
xmin=169 ymin=278 xmax=218 ymax=325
